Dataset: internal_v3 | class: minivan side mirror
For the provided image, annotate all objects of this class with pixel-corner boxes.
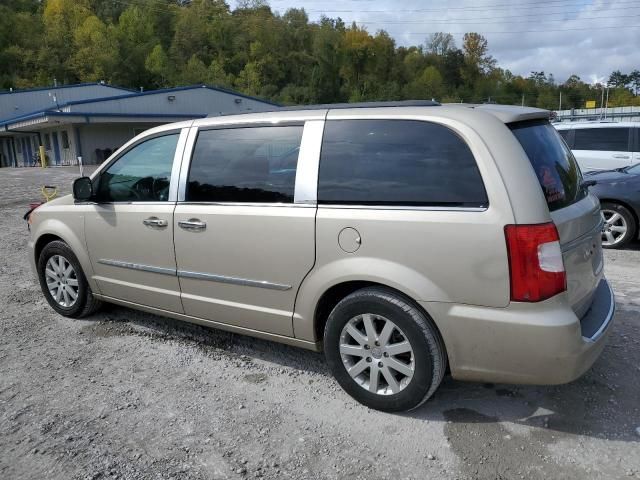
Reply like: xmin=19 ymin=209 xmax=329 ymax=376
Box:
xmin=73 ymin=176 xmax=94 ymax=201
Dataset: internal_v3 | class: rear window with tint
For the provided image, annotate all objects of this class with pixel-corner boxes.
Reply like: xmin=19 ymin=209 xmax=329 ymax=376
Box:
xmin=573 ymin=127 xmax=630 ymax=152
xmin=510 ymin=120 xmax=585 ymax=211
xmin=318 ymin=120 xmax=488 ymax=207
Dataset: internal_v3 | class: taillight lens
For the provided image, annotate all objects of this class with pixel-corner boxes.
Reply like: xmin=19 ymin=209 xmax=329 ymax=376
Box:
xmin=504 ymin=223 xmax=566 ymax=302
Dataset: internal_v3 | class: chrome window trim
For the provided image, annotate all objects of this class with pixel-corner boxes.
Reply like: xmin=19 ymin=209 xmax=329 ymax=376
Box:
xmin=294 ymin=120 xmax=324 ymax=204
xmin=177 ymin=270 xmax=292 ymax=291
xmin=97 ymin=259 xmax=176 ymax=276
xmin=317 ymin=205 xmax=488 ymax=212
xmin=177 ymin=201 xmax=314 ymax=208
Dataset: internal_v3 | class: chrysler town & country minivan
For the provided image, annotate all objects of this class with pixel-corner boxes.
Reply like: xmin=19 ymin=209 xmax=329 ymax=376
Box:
xmin=28 ymin=101 xmax=615 ymax=412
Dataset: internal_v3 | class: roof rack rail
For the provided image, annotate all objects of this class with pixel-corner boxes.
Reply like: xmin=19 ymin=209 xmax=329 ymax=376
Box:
xmin=277 ymin=99 xmax=440 ymax=111
xmin=210 ymin=100 xmax=441 ymax=117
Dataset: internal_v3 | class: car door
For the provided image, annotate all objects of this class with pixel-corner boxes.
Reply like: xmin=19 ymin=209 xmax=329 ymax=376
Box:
xmin=572 ymin=126 xmax=633 ymax=172
xmin=633 ymin=127 xmax=640 ymax=165
xmin=173 ymin=121 xmax=321 ymax=336
xmin=84 ymin=129 xmax=188 ymax=313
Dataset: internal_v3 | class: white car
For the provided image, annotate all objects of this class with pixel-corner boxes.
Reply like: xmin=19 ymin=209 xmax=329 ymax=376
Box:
xmin=554 ymin=121 xmax=639 ymax=172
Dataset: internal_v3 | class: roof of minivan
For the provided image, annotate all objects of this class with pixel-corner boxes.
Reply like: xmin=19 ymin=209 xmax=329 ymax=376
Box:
xmin=211 ymin=100 xmax=548 ymax=124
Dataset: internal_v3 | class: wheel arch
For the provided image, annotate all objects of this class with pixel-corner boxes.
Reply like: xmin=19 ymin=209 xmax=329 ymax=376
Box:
xmin=310 ymin=280 xmax=449 ymax=365
xmin=31 ymin=218 xmax=99 ymax=293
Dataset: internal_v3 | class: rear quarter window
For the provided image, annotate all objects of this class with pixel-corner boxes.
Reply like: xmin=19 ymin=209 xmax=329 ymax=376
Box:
xmin=318 ymin=119 xmax=488 ymax=207
xmin=510 ymin=120 xmax=586 ymax=211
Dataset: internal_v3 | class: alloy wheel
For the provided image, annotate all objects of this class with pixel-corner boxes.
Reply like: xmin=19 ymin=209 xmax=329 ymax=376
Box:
xmin=339 ymin=313 xmax=415 ymax=395
xmin=45 ymin=255 xmax=79 ymax=307
xmin=601 ymin=209 xmax=628 ymax=247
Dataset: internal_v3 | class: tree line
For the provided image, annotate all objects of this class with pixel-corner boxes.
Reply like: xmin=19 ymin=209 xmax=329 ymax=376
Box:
xmin=1 ymin=0 xmax=639 ymax=109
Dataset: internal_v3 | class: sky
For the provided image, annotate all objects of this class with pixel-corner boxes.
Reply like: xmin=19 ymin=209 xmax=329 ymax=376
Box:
xmin=257 ymin=0 xmax=640 ymax=84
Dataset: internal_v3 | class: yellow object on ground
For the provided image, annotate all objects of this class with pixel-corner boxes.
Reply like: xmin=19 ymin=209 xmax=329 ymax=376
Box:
xmin=41 ymin=185 xmax=57 ymax=202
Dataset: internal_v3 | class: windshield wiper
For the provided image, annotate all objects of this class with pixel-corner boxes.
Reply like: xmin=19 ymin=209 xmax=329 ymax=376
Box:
xmin=581 ymin=179 xmax=597 ymax=189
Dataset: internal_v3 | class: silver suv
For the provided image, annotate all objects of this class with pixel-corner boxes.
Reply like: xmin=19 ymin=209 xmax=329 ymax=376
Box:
xmin=27 ymin=101 xmax=615 ymax=412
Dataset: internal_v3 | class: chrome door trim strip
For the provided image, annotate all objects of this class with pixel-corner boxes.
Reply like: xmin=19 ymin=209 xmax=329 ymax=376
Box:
xmin=294 ymin=120 xmax=325 ymax=204
xmin=97 ymin=259 xmax=291 ymax=291
xmin=177 ymin=270 xmax=292 ymax=291
xmin=97 ymin=259 xmax=177 ymax=276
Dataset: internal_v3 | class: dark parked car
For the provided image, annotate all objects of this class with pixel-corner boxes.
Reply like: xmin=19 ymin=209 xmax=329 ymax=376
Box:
xmin=586 ymin=164 xmax=640 ymax=248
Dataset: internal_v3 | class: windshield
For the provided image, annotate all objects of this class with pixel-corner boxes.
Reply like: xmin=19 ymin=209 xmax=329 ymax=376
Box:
xmin=626 ymin=163 xmax=640 ymax=174
xmin=510 ymin=120 xmax=586 ymax=211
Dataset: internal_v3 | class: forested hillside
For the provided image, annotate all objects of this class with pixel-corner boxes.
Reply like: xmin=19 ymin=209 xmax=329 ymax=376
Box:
xmin=1 ymin=0 xmax=639 ymax=108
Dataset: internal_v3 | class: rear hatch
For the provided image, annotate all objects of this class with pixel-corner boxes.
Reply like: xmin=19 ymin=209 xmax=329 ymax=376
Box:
xmin=510 ymin=120 xmax=604 ymax=317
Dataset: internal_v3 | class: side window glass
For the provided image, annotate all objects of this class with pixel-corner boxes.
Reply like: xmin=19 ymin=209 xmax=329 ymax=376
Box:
xmin=557 ymin=129 xmax=570 ymax=145
xmin=186 ymin=126 xmax=303 ymax=203
xmin=96 ymin=133 xmax=179 ymax=202
xmin=318 ymin=120 xmax=488 ymax=207
xmin=573 ymin=128 xmax=630 ymax=152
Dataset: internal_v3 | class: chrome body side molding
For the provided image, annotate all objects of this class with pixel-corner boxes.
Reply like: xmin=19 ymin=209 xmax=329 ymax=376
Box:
xmin=177 ymin=270 xmax=292 ymax=291
xmin=97 ymin=259 xmax=291 ymax=291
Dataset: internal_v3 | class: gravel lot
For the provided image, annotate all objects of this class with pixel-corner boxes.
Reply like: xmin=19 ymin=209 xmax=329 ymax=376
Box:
xmin=1 ymin=167 xmax=639 ymax=480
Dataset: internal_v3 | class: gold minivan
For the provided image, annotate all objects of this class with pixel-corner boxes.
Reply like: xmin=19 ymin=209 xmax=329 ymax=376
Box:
xmin=27 ymin=101 xmax=615 ymax=412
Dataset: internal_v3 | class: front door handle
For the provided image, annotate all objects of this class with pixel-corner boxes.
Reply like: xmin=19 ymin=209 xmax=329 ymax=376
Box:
xmin=612 ymin=154 xmax=630 ymax=159
xmin=143 ymin=217 xmax=168 ymax=228
xmin=178 ymin=219 xmax=207 ymax=231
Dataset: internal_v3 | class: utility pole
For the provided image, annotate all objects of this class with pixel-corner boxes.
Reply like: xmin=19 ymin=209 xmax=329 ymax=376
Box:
xmin=604 ymin=85 xmax=610 ymax=120
xmin=600 ymin=87 xmax=605 ymax=120
xmin=559 ymin=91 xmax=562 ymax=111
xmin=521 ymin=94 xmax=525 ymax=106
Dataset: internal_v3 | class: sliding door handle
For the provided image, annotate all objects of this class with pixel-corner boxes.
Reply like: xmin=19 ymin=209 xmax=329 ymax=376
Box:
xmin=178 ymin=219 xmax=207 ymax=231
xmin=143 ymin=217 xmax=168 ymax=228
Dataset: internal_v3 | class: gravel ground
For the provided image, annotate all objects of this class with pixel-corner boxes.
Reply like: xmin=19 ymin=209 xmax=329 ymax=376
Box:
xmin=1 ymin=167 xmax=639 ymax=480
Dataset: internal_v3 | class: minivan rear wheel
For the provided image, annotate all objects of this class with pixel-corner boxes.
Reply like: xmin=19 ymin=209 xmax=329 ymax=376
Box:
xmin=324 ymin=287 xmax=446 ymax=412
xmin=601 ymin=202 xmax=636 ymax=249
xmin=37 ymin=240 xmax=102 ymax=318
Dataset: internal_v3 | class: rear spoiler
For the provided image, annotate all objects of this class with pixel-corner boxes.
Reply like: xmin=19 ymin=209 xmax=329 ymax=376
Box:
xmin=448 ymin=104 xmax=551 ymax=124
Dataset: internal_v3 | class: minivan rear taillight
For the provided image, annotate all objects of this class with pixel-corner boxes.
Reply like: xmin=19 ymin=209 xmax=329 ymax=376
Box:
xmin=504 ymin=223 xmax=566 ymax=302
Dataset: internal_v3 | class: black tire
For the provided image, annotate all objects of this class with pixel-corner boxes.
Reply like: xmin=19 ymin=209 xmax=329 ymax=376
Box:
xmin=37 ymin=240 xmax=102 ymax=318
xmin=324 ymin=287 xmax=447 ymax=412
xmin=601 ymin=202 xmax=637 ymax=249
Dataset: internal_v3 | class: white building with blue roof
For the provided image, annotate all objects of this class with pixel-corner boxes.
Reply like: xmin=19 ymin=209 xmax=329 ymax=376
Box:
xmin=0 ymin=83 xmax=278 ymax=167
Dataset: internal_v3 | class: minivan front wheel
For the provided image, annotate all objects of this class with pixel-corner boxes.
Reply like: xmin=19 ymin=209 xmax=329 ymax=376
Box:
xmin=324 ymin=287 xmax=446 ymax=412
xmin=37 ymin=240 xmax=102 ymax=318
xmin=601 ymin=202 xmax=636 ymax=249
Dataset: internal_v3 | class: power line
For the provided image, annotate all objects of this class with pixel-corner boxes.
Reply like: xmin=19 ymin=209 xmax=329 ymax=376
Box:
xmin=353 ymin=12 xmax=640 ymax=26
xmin=294 ymin=0 xmax=640 ymax=14
xmin=385 ymin=24 xmax=640 ymax=35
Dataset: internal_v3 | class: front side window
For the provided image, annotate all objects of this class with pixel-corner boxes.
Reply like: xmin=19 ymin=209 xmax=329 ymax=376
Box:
xmin=318 ymin=120 xmax=488 ymax=207
xmin=186 ymin=126 xmax=303 ymax=203
xmin=573 ymin=127 xmax=630 ymax=152
xmin=95 ymin=133 xmax=178 ymax=202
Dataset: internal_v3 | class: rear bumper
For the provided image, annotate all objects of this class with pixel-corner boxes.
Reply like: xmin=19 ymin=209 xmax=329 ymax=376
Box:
xmin=421 ymin=278 xmax=615 ymax=385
